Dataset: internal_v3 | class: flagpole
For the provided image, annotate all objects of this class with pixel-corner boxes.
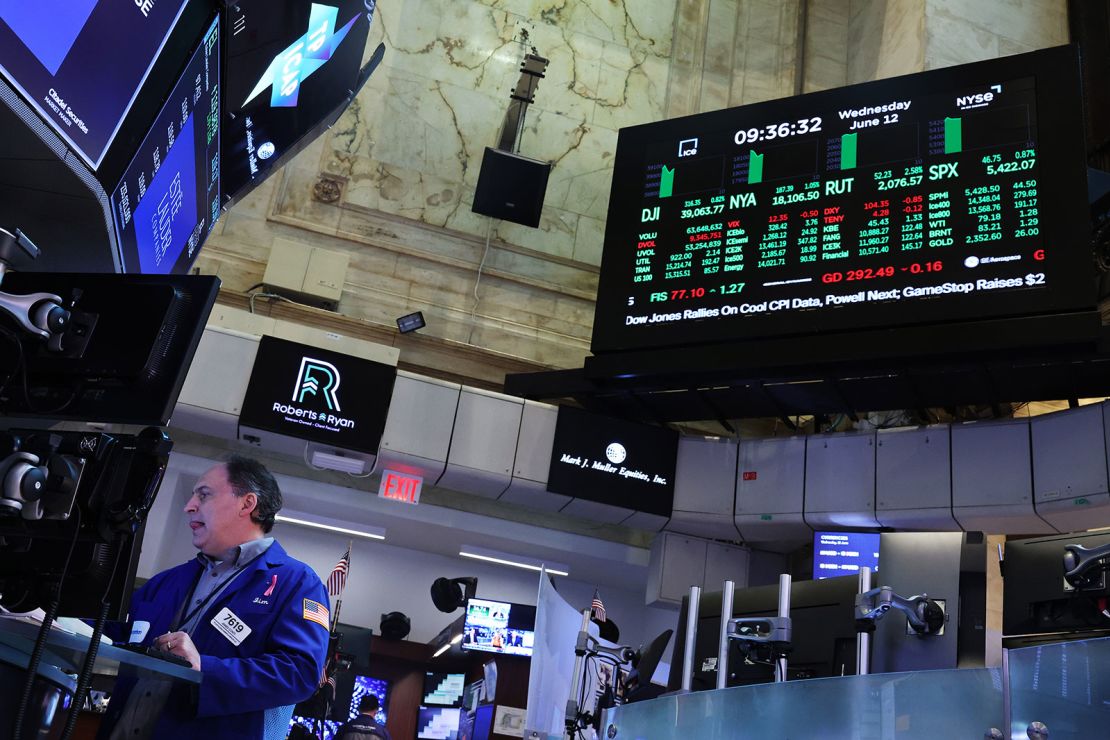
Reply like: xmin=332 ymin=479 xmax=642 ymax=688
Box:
xmin=331 ymin=540 xmax=353 ymax=632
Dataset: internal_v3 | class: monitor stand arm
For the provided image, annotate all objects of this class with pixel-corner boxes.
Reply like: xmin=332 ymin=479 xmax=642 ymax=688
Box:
xmin=1063 ymin=542 xmax=1110 ymax=588
xmin=855 ymin=586 xmax=945 ymax=635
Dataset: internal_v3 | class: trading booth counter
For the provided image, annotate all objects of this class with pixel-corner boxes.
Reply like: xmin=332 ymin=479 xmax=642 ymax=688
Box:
xmin=603 ymin=636 xmax=1110 ymax=740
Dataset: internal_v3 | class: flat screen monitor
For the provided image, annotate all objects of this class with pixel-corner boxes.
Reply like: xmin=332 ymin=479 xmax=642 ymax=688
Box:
xmin=238 ymin=335 xmax=397 ymax=455
xmin=0 ymin=0 xmax=189 ymax=170
xmin=0 ymin=273 xmax=219 ymax=425
xmin=423 ymin=672 xmax=465 ymax=707
xmin=416 ymin=705 xmax=461 ymax=740
xmin=667 ymin=576 xmax=860 ymax=691
xmin=221 ymin=0 xmax=375 ymax=206
xmin=813 ymin=530 xmax=880 ymax=580
xmin=1003 ymin=530 xmax=1110 ymax=639
xmin=461 ymin=598 xmax=535 ymax=657
xmin=112 ymin=16 xmax=221 ymax=274
xmin=546 ymin=405 xmax=678 ymax=516
xmin=590 ymin=44 xmax=1092 ymax=353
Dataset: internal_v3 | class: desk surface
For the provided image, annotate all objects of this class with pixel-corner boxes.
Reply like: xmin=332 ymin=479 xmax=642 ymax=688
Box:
xmin=0 ymin=617 xmax=201 ymax=684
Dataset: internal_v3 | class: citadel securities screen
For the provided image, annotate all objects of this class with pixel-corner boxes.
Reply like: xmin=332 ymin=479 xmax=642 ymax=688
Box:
xmin=0 ymin=0 xmax=188 ymax=170
xmin=113 ymin=17 xmax=220 ymax=275
xmin=547 ymin=405 xmax=678 ymax=516
xmin=238 ymin=335 xmax=396 ymax=454
xmin=221 ymin=0 xmax=373 ymax=203
xmin=591 ymin=45 xmax=1093 ymax=353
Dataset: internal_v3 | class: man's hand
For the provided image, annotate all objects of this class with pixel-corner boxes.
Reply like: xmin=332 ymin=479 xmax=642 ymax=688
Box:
xmin=155 ymin=630 xmax=202 ymax=671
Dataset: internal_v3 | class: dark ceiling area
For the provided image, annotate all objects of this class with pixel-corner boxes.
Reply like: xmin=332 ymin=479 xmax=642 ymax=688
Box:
xmin=505 ymin=310 xmax=1110 ymax=427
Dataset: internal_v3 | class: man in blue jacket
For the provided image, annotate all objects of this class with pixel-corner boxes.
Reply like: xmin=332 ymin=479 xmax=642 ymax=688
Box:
xmin=98 ymin=455 xmax=329 ymax=740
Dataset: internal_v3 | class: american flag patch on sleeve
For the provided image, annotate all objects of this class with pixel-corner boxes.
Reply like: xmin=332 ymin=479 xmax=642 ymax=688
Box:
xmin=303 ymin=598 xmax=330 ymax=629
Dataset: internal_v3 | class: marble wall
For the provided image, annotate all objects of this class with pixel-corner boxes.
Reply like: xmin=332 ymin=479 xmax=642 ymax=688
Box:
xmin=197 ymin=0 xmax=1071 ymax=388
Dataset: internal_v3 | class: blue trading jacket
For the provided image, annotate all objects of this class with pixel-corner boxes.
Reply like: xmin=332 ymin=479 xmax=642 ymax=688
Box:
xmin=98 ymin=540 xmax=329 ymax=740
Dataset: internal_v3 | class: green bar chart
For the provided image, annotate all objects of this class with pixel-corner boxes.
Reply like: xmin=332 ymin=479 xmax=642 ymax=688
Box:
xmin=944 ymin=117 xmax=962 ymax=154
xmin=748 ymin=151 xmax=764 ymax=184
xmin=840 ymin=133 xmax=858 ymax=170
xmin=659 ymin=165 xmax=674 ymax=198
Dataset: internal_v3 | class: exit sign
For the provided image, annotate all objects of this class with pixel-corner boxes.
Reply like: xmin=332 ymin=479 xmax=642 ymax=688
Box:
xmin=379 ymin=470 xmax=423 ymax=504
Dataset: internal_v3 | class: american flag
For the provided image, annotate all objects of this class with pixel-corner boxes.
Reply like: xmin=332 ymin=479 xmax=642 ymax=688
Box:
xmin=327 ymin=547 xmax=350 ymax=597
xmin=303 ymin=598 xmax=330 ymax=629
xmin=591 ymin=588 xmax=606 ymax=623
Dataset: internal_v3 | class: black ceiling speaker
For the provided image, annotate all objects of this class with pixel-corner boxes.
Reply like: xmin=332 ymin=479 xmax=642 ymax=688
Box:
xmin=472 ymin=147 xmax=551 ymax=228
xmin=430 ymin=576 xmax=478 ymax=613
xmin=379 ymin=611 xmax=411 ymax=641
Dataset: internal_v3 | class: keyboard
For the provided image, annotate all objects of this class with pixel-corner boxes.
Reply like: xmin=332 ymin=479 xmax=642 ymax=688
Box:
xmin=115 ymin=642 xmax=193 ymax=668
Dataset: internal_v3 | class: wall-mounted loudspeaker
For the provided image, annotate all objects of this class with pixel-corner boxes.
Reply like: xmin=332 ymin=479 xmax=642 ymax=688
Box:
xmin=471 ymin=147 xmax=551 ymax=228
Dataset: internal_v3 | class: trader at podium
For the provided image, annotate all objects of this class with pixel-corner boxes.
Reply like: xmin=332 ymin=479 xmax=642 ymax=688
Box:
xmin=98 ymin=455 xmax=330 ymax=740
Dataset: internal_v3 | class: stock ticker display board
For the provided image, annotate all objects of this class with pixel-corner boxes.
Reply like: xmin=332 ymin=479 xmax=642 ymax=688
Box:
xmin=590 ymin=45 xmax=1093 ymax=353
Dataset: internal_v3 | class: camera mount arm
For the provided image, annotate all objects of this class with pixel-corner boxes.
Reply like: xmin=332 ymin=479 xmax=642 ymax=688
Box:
xmin=0 ymin=227 xmax=69 ymax=342
xmin=1063 ymin=542 xmax=1110 ymax=588
xmin=855 ymin=585 xmax=945 ymax=635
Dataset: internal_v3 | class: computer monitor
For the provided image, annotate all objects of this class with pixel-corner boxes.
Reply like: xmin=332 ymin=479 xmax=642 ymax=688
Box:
xmin=416 ymin=705 xmax=462 ymax=740
xmin=667 ymin=576 xmax=861 ymax=691
xmin=0 ymin=273 xmax=219 ymax=425
xmin=813 ymin=530 xmax=880 ymax=580
xmin=1003 ymin=530 xmax=1110 ymax=640
xmin=0 ymin=426 xmax=172 ymax=620
xmin=423 ymin=672 xmax=465 ymax=707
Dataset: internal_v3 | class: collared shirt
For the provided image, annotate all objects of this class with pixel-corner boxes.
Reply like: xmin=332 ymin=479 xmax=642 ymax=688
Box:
xmin=109 ymin=538 xmax=274 ymax=740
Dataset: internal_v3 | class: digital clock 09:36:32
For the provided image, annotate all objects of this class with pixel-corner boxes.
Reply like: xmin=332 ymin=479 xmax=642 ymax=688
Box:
xmin=733 ymin=117 xmax=823 ymax=145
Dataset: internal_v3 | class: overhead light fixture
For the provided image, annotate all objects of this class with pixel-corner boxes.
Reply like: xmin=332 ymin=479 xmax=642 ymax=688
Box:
xmin=310 ymin=450 xmax=367 ymax=475
xmin=459 ymin=546 xmax=569 ymax=577
xmin=432 ymin=643 xmax=451 ymax=658
xmin=396 ymin=311 xmax=426 ymax=334
xmin=450 ymin=633 xmax=463 ymax=645
xmin=276 ymin=515 xmax=385 ymax=541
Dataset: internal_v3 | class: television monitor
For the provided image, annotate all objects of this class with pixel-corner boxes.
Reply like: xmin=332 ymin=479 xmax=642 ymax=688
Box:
xmin=423 ymin=672 xmax=465 ymax=707
xmin=590 ymin=44 xmax=1092 ymax=354
xmin=0 ymin=273 xmax=219 ymax=425
xmin=220 ymin=0 xmax=377 ymax=207
xmin=461 ymin=598 xmax=536 ymax=657
xmin=0 ymin=0 xmax=189 ymax=170
xmin=0 ymin=426 xmax=173 ymax=620
xmin=667 ymin=576 xmax=861 ymax=691
xmin=1003 ymin=530 xmax=1110 ymax=641
xmin=112 ymin=16 xmax=221 ymax=275
xmin=813 ymin=530 xmax=880 ymax=580
xmin=237 ymin=335 xmax=397 ymax=455
xmin=416 ymin=705 xmax=462 ymax=740
xmin=546 ymin=405 xmax=678 ymax=516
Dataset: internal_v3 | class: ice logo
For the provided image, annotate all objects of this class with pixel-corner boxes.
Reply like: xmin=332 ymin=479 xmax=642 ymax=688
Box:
xmin=243 ymin=3 xmax=359 ymax=108
xmin=293 ymin=357 xmax=342 ymax=411
xmin=605 ymin=442 xmax=627 ymax=464
xmin=258 ymin=141 xmax=276 ymax=160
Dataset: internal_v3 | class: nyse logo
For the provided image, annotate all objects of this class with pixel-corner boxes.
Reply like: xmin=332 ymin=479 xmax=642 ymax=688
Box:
xmin=293 ymin=357 xmax=342 ymax=411
xmin=243 ymin=3 xmax=359 ymax=108
xmin=678 ymin=138 xmax=698 ymax=157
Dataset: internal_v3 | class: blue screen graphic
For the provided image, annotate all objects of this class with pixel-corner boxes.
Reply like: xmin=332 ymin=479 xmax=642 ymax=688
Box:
xmin=813 ymin=531 xmax=880 ymax=580
xmin=0 ymin=0 xmax=97 ymax=76
xmin=0 ymin=0 xmax=188 ymax=168
xmin=112 ymin=18 xmax=220 ymax=274
xmin=133 ymin=114 xmax=198 ymax=273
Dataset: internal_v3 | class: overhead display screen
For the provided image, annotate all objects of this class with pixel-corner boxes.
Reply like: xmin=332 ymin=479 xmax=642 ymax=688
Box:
xmin=221 ymin=0 xmax=374 ymax=205
xmin=547 ymin=405 xmax=678 ymax=516
xmin=813 ymin=531 xmax=880 ymax=580
xmin=0 ymin=0 xmax=188 ymax=170
xmin=112 ymin=16 xmax=220 ymax=275
xmin=238 ymin=335 xmax=396 ymax=455
xmin=591 ymin=45 xmax=1092 ymax=353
